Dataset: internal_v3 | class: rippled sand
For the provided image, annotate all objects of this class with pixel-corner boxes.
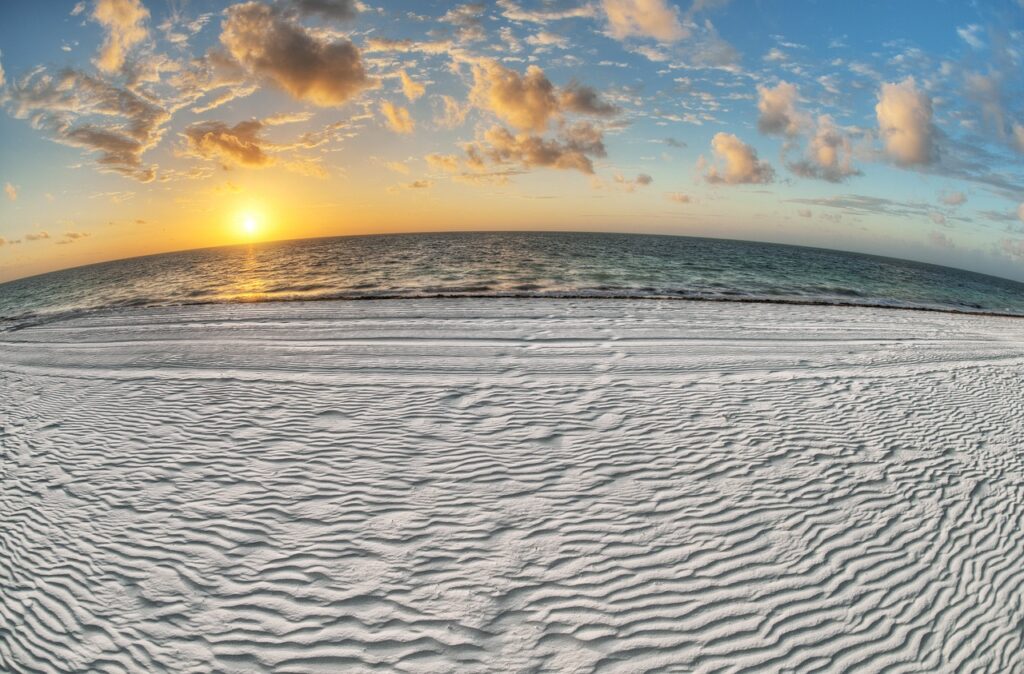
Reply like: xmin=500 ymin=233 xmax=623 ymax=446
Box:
xmin=2 ymin=300 xmax=1023 ymax=672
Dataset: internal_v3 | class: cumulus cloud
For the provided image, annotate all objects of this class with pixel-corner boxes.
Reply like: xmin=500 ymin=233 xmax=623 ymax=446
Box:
xmin=381 ymin=101 xmax=415 ymax=134
xmin=398 ymin=70 xmax=425 ymax=101
xmin=92 ymin=0 xmax=150 ymax=74
xmin=470 ymin=61 xmax=559 ymax=132
xmin=667 ymin=192 xmax=690 ymax=203
xmin=0 ymin=50 xmax=5 ymax=88
xmin=757 ymin=81 xmax=804 ymax=137
xmin=602 ymin=0 xmax=686 ymax=43
xmin=4 ymin=182 xmax=17 ymax=201
xmin=469 ymin=60 xmax=618 ymax=133
xmin=876 ymin=77 xmax=934 ymax=166
xmin=787 ymin=115 xmax=861 ymax=183
xmin=182 ymin=120 xmax=272 ymax=168
xmin=703 ymin=132 xmax=775 ymax=184
xmin=25 ymin=231 xmax=51 ymax=241
xmin=560 ymin=82 xmax=620 ymax=116
xmin=464 ymin=122 xmax=607 ymax=175
xmin=221 ymin=2 xmax=375 ymax=107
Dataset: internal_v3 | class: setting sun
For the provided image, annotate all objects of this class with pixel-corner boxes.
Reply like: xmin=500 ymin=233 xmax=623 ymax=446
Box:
xmin=240 ymin=213 xmax=260 ymax=237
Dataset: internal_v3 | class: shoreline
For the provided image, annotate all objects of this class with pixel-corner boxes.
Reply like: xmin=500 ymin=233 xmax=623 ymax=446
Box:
xmin=4 ymin=292 xmax=1024 ymax=334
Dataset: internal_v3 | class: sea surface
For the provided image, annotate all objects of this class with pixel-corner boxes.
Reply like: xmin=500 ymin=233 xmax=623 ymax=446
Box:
xmin=2 ymin=231 xmax=1024 ymax=328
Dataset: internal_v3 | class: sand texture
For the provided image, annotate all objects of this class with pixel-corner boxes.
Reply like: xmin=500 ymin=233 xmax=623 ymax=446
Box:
xmin=2 ymin=299 xmax=1023 ymax=673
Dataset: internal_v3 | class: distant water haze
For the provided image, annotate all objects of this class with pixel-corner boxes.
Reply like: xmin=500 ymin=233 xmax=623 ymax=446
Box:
xmin=2 ymin=232 xmax=1024 ymax=326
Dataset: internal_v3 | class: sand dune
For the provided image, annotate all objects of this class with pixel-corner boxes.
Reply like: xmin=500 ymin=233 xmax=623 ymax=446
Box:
xmin=2 ymin=299 xmax=1023 ymax=673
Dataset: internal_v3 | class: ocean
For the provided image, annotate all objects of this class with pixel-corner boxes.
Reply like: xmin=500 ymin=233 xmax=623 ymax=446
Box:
xmin=2 ymin=231 xmax=1024 ymax=328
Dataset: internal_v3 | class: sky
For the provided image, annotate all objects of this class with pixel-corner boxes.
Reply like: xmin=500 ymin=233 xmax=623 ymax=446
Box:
xmin=0 ymin=0 xmax=1022 ymax=283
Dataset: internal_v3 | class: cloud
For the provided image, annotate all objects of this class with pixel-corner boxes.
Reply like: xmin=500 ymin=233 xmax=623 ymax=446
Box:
xmin=1000 ymin=238 xmax=1024 ymax=259
xmin=381 ymin=101 xmax=415 ymax=134
xmin=182 ymin=120 xmax=272 ymax=167
xmin=667 ymin=192 xmax=690 ymax=203
xmin=433 ymin=95 xmax=469 ymax=128
xmin=560 ymin=82 xmax=620 ymax=116
xmin=930 ymin=231 xmax=955 ymax=249
xmin=1020 ymin=202 xmax=1024 ymax=222
xmin=442 ymin=3 xmax=487 ymax=43
xmin=786 ymin=115 xmax=861 ymax=183
xmin=526 ymin=31 xmax=569 ymax=49
xmin=940 ymin=191 xmax=967 ymax=206
xmin=470 ymin=61 xmax=559 ymax=132
xmin=469 ymin=60 xmax=618 ymax=133
xmin=929 ymin=211 xmax=946 ymax=225
xmin=614 ymin=173 xmax=653 ymax=191
xmin=398 ymin=70 xmax=425 ymax=101
xmin=221 ymin=2 xmax=375 ymax=107
xmin=602 ymin=0 xmax=686 ymax=43
xmin=57 ymin=231 xmax=90 ymax=245
xmin=703 ymin=133 xmax=775 ymax=184
xmin=4 ymin=182 xmax=17 ymax=201
xmin=406 ymin=179 xmax=432 ymax=189
xmin=0 ymin=50 xmax=5 ymax=88
xmin=956 ymin=24 xmax=984 ymax=50
xmin=364 ymin=38 xmax=453 ymax=54
xmin=464 ymin=122 xmax=607 ymax=175
xmin=757 ymin=81 xmax=804 ymax=137
xmin=497 ymin=0 xmax=596 ymax=23
xmin=425 ymin=153 xmax=461 ymax=172
xmin=876 ymin=77 xmax=934 ymax=166
xmin=92 ymin=0 xmax=150 ymax=74
xmin=25 ymin=231 xmax=51 ymax=241
xmin=288 ymin=0 xmax=359 ymax=21
xmin=7 ymin=69 xmax=167 ymax=181
xmin=797 ymin=208 xmax=812 ymax=217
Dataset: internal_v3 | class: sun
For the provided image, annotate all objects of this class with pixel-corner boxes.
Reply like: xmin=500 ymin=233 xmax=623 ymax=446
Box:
xmin=239 ymin=212 xmax=261 ymax=238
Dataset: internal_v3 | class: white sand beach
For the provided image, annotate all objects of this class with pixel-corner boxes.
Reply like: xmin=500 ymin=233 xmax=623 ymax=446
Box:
xmin=2 ymin=299 xmax=1023 ymax=672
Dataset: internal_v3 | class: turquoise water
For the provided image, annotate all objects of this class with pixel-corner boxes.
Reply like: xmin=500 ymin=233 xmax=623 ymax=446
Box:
xmin=2 ymin=231 xmax=1024 ymax=327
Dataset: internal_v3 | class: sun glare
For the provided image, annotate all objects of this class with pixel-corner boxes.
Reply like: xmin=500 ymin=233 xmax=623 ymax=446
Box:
xmin=239 ymin=212 xmax=260 ymax=238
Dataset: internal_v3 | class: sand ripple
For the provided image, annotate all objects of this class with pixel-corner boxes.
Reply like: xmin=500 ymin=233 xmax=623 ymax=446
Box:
xmin=2 ymin=300 xmax=1023 ymax=672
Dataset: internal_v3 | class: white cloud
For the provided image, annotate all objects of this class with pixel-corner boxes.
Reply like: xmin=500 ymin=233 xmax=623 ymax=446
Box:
xmin=703 ymin=133 xmax=775 ymax=184
xmin=757 ymin=81 xmax=804 ymax=137
xmin=92 ymin=0 xmax=150 ymax=74
xmin=602 ymin=0 xmax=686 ymax=43
xmin=4 ymin=182 xmax=16 ymax=201
xmin=956 ymin=24 xmax=984 ymax=50
xmin=876 ymin=77 xmax=934 ymax=166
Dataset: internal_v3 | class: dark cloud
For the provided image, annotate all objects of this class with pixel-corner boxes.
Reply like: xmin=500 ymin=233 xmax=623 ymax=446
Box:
xmin=221 ymin=2 xmax=375 ymax=107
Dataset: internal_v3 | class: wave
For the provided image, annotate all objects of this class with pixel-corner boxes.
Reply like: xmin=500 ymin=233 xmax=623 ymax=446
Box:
xmin=3 ymin=289 xmax=1023 ymax=333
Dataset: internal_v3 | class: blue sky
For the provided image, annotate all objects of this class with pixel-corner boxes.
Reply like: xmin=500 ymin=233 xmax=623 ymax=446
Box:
xmin=0 ymin=0 xmax=1022 ymax=282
